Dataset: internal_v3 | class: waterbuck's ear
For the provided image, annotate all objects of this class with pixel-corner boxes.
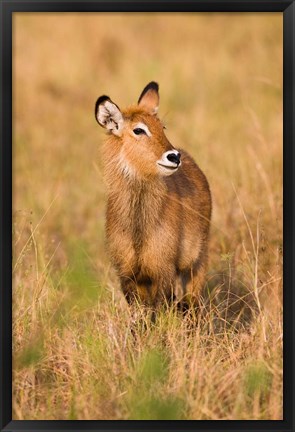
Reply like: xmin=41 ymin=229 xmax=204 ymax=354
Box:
xmin=95 ymin=95 xmax=124 ymax=136
xmin=138 ymin=81 xmax=159 ymax=115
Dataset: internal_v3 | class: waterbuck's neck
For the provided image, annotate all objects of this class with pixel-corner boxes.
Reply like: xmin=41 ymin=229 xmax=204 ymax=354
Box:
xmin=103 ymin=146 xmax=167 ymax=249
xmin=105 ymin=157 xmax=166 ymax=212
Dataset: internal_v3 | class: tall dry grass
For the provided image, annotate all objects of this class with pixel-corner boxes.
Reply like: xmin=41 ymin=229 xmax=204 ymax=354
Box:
xmin=12 ymin=13 xmax=282 ymax=420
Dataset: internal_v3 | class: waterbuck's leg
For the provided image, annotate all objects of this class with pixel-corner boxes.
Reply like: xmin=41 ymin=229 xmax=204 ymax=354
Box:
xmin=150 ymin=275 xmax=177 ymax=308
xmin=120 ymin=277 xmax=139 ymax=305
xmin=122 ymin=275 xmax=176 ymax=307
xmin=120 ymin=275 xmax=158 ymax=307
xmin=179 ymin=256 xmax=207 ymax=310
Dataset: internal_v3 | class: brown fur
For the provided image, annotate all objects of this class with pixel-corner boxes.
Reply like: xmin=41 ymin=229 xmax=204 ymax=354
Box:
xmin=96 ymin=84 xmax=211 ymax=308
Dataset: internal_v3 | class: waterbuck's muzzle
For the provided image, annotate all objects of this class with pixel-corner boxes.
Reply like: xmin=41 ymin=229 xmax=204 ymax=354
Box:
xmin=157 ymin=150 xmax=181 ymax=176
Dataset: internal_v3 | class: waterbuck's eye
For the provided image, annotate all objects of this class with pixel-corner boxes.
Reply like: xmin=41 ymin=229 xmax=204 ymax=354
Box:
xmin=133 ymin=128 xmax=146 ymax=135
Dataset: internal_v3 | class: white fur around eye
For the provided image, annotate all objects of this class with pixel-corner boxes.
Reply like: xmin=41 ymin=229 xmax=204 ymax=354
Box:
xmin=133 ymin=122 xmax=152 ymax=137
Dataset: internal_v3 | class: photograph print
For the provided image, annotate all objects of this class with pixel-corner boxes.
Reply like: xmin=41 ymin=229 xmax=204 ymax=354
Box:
xmin=11 ymin=11 xmax=283 ymax=421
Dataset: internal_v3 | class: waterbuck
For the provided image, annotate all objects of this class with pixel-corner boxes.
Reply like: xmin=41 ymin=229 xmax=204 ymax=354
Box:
xmin=95 ymin=82 xmax=211 ymax=309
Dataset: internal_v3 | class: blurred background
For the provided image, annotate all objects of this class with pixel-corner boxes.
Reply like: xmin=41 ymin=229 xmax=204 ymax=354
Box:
xmin=12 ymin=13 xmax=282 ymax=420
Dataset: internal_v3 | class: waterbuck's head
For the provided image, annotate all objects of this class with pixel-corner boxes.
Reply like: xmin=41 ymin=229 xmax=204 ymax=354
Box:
xmin=95 ymin=82 xmax=181 ymax=179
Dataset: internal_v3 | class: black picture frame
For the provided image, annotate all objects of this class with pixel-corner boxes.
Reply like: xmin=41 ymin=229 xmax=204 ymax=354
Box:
xmin=1 ymin=1 xmax=294 ymax=431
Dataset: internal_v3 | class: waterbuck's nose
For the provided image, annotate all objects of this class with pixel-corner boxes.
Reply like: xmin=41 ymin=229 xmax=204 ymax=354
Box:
xmin=166 ymin=151 xmax=181 ymax=165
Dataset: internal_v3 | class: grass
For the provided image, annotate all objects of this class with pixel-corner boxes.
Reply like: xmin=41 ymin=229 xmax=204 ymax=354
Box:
xmin=12 ymin=12 xmax=282 ymax=420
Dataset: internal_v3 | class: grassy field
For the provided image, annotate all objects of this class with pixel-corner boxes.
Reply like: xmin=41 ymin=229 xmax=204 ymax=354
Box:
xmin=12 ymin=13 xmax=283 ymax=420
